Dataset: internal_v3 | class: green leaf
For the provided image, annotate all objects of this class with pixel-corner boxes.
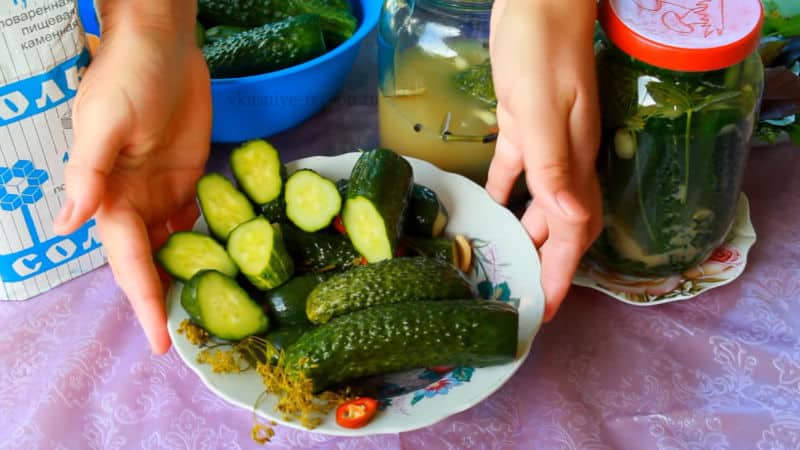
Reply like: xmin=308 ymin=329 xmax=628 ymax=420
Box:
xmin=644 ymin=82 xmax=692 ymax=117
xmin=763 ymin=0 xmax=800 ymax=37
xmin=693 ymin=91 xmax=742 ymax=112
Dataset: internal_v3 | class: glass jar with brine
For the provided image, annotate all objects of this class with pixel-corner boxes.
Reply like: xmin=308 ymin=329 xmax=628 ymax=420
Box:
xmin=587 ymin=0 xmax=765 ymax=277
xmin=378 ymin=0 xmax=497 ymax=184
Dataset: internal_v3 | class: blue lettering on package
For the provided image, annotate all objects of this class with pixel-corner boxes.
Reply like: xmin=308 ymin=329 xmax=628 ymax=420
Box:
xmin=0 ymin=159 xmax=101 ymax=282
xmin=0 ymin=49 xmax=89 ymax=127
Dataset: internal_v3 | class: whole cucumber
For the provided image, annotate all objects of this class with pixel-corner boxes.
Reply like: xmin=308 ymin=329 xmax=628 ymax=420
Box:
xmin=284 ymin=299 xmax=520 ymax=392
xmin=305 ymin=256 xmax=472 ymax=324
xmin=197 ymin=0 xmax=357 ymax=47
xmin=202 ymin=14 xmax=327 ymax=78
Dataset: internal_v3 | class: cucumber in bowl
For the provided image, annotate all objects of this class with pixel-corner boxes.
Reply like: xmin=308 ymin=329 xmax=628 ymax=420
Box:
xmin=202 ymin=14 xmax=328 ymax=79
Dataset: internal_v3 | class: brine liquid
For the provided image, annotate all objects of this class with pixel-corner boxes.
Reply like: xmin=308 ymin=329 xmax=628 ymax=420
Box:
xmin=378 ymin=41 xmax=497 ymax=184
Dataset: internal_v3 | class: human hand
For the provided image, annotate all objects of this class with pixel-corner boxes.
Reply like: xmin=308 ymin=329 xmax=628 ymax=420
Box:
xmin=53 ymin=1 xmax=212 ymax=354
xmin=485 ymin=0 xmax=603 ymax=322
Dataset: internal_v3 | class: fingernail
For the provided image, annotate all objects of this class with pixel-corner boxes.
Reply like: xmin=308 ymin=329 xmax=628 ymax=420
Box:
xmin=53 ymin=198 xmax=75 ymax=233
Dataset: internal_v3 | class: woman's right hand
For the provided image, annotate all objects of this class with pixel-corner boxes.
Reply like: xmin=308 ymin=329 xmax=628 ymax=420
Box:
xmin=485 ymin=0 xmax=603 ymax=322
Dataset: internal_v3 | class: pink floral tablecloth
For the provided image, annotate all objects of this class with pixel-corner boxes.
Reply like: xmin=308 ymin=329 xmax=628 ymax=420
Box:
xmin=3 ymin=35 xmax=800 ymax=450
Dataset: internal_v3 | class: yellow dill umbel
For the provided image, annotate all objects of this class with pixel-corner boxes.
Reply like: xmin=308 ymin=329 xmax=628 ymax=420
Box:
xmin=179 ymin=328 xmax=358 ymax=445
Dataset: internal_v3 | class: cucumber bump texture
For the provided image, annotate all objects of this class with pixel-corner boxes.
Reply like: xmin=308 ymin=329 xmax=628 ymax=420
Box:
xmin=305 ymin=256 xmax=473 ymax=324
xmin=285 ymin=299 xmax=520 ymax=392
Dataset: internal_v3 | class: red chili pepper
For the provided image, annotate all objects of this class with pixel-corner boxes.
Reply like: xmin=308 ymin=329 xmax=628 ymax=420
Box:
xmin=332 ymin=215 xmax=347 ymax=234
xmin=335 ymin=397 xmax=378 ymax=429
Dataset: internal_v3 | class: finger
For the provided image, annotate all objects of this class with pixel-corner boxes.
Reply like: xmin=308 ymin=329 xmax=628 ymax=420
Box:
xmin=149 ymin=223 xmax=171 ymax=253
xmin=167 ymin=200 xmax=200 ymax=234
xmin=489 ymin=0 xmax=508 ymax=51
xmin=54 ymin=67 xmax=133 ymax=236
xmin=520 ymin=203 xmax=548 ymax=248
xmin=96 ymin=200 xmax=171 ymax=355
xmin=538 ymin=231 xmax=586 ymax=322
xmin=485 ymin=131 xmax=524 ymax=206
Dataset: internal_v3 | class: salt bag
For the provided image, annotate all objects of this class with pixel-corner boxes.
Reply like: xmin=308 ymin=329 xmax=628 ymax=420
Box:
xmin=0 ymin=0 xmax=105 ymax=300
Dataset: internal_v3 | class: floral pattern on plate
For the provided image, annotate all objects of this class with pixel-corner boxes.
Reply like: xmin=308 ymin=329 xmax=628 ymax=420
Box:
xmin=573 ymin=194 xmax=756 ymax=305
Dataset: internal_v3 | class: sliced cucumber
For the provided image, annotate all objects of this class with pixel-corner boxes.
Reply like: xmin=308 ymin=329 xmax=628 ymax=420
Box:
xmin=181 ymin=270 xmax=269 ymax=341
xmin=230 ymin=139 xmax=287 ymax=222
xmin=343 ymin=149 xmax=414 ymax=263
xmin=156 ymin=231 xmax=239 ymax=282
xmin=285 ymin=169 xmax=342 ymax=233
xmin=197 ymin=173 xmax=256 ymax=241
xmin=227 ymin=217 xmax=295 ymax=291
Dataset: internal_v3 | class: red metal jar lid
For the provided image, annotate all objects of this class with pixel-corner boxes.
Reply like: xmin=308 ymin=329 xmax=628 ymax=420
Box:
xmin=599 ymin=0 xmax=764 ymax=72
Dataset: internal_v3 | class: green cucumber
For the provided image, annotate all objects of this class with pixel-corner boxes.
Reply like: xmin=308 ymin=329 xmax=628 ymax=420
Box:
xmin=285 ymin=169 xmax=342 ymax=233
xmin=181 ymin=270 xmax=269 ymax=341
xmin=264 ymin=273 xmax=330 ymax=327
xmin=305 ymin=256 xmax=472 ymax=324
xmin=280 ymin=224 xmax=361 ymax=273
xmin=202 ymin=14 xmax=327 ymax=79
xmin=264 ymin=324 xmax=314 ymax=353
xmin=197 ymin=0 xmax=357 ymax=48
xmin=285 ymin=299 xmax=519 ymax=392
xmin=337 ymin=179 xmax=446 ymax=238
xmin=342 ymin=149 xmax=414 ymax=263
xmin=197 ymin=173 xmax=256 ymax=241
xmin=230 ymin=139 xmax=287 ymax=223
xmin=405 ymin=184 xmax=449 ymax=237
xmin=156 ymin=231 xmax=239 ymax=282
xmin=204 ymin=25 xmax=246 ymax=44
xmin=227 ymin=217 xmax=295 ymax=291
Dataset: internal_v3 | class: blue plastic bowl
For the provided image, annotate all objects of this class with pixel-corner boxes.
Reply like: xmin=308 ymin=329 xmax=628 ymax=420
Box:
xmin=77 ymin=0 xmax=380 ymax=143
xmin=210 ymin=1 xmax=379 ymax=142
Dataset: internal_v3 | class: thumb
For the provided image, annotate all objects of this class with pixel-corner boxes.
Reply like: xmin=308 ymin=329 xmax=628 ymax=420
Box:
xmin=53 ymin=63 xmax=132 ymax=235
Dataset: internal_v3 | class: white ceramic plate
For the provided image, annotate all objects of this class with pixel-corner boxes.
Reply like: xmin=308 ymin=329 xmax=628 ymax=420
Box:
xmin=573 ymin=194 xmax=756 ymax=306
xmin=166 ymin=152 xmax=546 ymax=436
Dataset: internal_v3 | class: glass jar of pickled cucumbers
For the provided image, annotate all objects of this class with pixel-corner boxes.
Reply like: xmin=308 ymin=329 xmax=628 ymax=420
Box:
xmin=377 ymin=0 xmax=497 ymax=184
xmin=587 ymin=0 xmax=765 ymax=277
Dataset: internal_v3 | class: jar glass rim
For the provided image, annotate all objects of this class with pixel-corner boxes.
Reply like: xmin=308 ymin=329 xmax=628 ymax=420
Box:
xmin=418 ymin=0 xmax=494 ymax=12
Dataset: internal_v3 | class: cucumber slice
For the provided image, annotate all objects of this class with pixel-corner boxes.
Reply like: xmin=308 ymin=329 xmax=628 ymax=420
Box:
xmin=337 ymin=179 xmax=446 ymax=238
xmin=181 ymin=270 xmax=269 ymax=341
xmin=227 ymin=216 xmax=294 ymax=291
xmin=156 ymin=231 xmax=238 ymax=282
xmin=285 ymin=169 xmax=342 ymax=233
xmin=197 ymin=173 xmax=256 ymax=241
xmin=343 ymin=149 xmax=414 ymax=263
xmin=230 ymin=139 xmax=287 ymax=222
